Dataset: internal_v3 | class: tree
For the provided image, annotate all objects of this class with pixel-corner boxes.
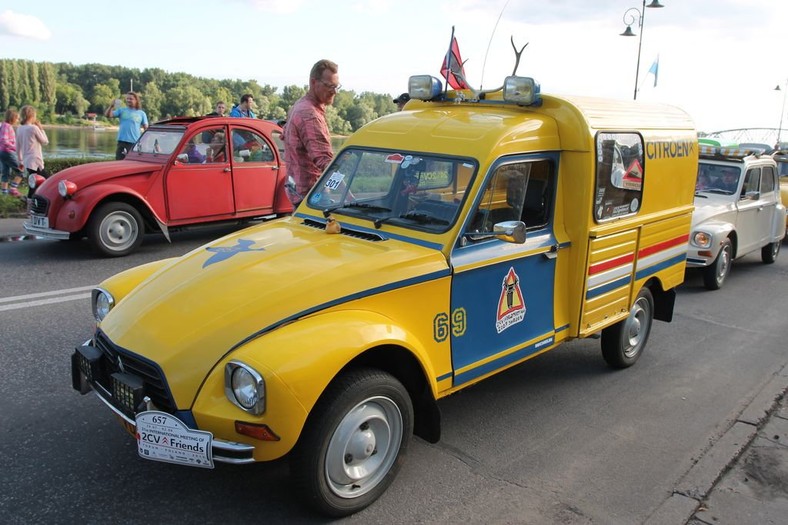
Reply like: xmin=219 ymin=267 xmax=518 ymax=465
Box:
xmin=0 ymin=61 xmax=9 ymax=109
xmin=55 ymin=82 xmax=88 ymax=116
xmin=279 ymin=85 xmax=306 ymax=114
xmin=0 ymin=59 xmax=399 ymax=128
xmin=7 ymin=60 xmax=21 ymax=107
xmin=93 ymin=81 xmax=119 ymax=114
xmin=39 ymin=62 xmax=57 ymax=115
xmin=142 ymin=81 xmax=164 ymax=121
xmin=325 ymin=105 xmax=352 ymax=135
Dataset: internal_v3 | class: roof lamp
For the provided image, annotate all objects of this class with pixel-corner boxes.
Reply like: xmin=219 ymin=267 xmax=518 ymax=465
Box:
xmin=409 ymin=75 xmax=443 ymax=101
xmin=502 ymin=76 xmax=541 ymax=106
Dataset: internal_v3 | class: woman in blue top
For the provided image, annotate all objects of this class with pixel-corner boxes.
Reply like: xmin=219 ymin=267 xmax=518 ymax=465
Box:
xmin=105 ymin=91 xmax=149 ymax=160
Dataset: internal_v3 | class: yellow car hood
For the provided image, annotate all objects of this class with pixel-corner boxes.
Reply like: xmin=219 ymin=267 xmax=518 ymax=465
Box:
xmin=99 ymin=218 xmax=449 ymax=404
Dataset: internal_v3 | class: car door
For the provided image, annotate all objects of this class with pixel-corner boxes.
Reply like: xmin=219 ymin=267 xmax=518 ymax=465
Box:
xmin=166 ymin=126 xmax=235 ymax=221
xmin=757 ymin=165 xmax=779 ymax=243
xmin=449 ymin=156 xmax=558 ymax=388
xmin=735 ymin=166 xmax=771 ymax=254
xmin=229 ymin=126 xmax=281 ymax=213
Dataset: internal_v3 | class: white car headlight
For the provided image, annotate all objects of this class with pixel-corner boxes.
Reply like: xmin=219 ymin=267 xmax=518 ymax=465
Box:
xmin=91 ymin=287 xmax=115 ymax=322
xmin=691 ymin=231 xmax=713 ymax=249
xmin=225 ymin=361 xmax=266 ymax=415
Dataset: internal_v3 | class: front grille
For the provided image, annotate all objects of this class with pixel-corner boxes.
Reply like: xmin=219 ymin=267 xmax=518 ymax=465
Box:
xmin=28 ymin=195 xmax=49 ymax=216
xmin=92 ymin=331 xmax=176 ymax=416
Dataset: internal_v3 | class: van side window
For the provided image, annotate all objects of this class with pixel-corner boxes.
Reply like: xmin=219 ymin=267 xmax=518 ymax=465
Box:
xmin=742 ymin=168 xmax=761 ymax=197
xmin=468 ymin=159 xmax=554 ymax=235
xmin=594 ymin=133 xmax=644 ymax=221
xmin=760 ymin=166 xmax=775 ymax=193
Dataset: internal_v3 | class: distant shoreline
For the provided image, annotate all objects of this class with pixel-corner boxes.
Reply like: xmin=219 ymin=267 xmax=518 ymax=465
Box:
xmin=42 ymin=124 xmax=119 ymax=131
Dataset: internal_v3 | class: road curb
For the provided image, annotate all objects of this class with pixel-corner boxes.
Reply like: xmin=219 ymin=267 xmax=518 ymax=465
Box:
xmin=645 ymin=363 xmax=788 ymax=524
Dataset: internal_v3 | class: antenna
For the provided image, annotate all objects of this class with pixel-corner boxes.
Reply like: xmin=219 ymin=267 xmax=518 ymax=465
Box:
xmin=480 ymin=0 xmax=511 ymax=91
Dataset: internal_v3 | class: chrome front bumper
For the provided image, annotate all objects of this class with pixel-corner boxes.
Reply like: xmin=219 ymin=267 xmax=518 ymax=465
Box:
xmin=23 ymin=221 xmax=71 ymax=240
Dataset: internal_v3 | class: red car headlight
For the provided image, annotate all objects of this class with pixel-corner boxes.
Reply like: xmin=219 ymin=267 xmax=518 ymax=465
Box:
xmin=28 ymin=173 xmax=46 ymax=189
xmin=58 ymin=180 xmax=78 ymax=198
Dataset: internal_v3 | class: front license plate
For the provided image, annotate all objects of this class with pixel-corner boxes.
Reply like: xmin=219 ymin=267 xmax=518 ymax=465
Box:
xmin=30 ymin=215 xmax=48 ymax=228
xmin=136 ymin=411 xmax=214 ymax=469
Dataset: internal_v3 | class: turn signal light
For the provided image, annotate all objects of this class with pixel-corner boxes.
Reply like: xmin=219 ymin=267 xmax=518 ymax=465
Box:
xmin=235 ymin=421 xmax=280 ymax=441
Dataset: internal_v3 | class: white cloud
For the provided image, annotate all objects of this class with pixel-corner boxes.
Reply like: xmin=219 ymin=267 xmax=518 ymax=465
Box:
xmin=0 ymin=10 xmax=51 ymax=40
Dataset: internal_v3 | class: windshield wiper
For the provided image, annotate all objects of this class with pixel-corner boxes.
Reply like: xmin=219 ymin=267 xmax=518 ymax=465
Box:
xmin=697 ymin=188 xmax=733 ymax=195
xmin=398 ymin=211 xmax=450 ymax=225
xmin=323 ymin=202 xmax=392 ymax=217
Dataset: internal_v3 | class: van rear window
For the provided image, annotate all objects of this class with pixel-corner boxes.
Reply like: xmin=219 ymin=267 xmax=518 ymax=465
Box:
xmin=594 ymin=132 xmax=644 ymax=221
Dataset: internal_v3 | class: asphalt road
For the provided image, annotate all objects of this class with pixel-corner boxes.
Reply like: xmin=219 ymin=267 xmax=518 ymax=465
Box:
xmin=1 ymin=228 xmax=787 ymax=524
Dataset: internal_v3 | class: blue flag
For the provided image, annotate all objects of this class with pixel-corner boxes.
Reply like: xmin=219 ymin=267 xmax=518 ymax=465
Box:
xmin=648 ymin=56 xmax=659 ymax=87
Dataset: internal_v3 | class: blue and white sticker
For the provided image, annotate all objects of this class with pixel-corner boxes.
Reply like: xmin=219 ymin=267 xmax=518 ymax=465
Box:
xmin=325 ymin=171 xmax=345 ymax=190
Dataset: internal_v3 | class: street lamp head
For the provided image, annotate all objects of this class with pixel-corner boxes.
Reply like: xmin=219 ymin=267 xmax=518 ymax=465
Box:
xmin=621 ymin=25 xmax=637 ymax=37
xmin=647 ymin=1 xmax=665 ymax=8
xmin=775 ymin=85 xmax=782 ymax=91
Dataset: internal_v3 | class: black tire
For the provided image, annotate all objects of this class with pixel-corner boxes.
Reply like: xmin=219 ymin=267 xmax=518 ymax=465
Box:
xmin=761 ymin=240 xmax=780 ymax=264
xmin=702 ymin=238 xmax=732 ymax=290
xmin=87 ymin=202 xmax=144 ymax=257
xmin=291 ymin=368 xmax=413 ymax=517
xmin=601 ymin=287 xmax=654 ymax=369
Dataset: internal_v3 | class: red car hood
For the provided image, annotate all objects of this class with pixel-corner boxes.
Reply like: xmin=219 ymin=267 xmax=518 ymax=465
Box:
xmin=36 ymin=160 xmax=162 ymax=196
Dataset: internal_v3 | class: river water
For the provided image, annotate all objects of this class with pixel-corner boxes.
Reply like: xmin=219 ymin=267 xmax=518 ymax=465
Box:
xmin=43 ymin=126 xmax=118 ymax=159
xmin=43 ymin=126 xmax=345 ymax=159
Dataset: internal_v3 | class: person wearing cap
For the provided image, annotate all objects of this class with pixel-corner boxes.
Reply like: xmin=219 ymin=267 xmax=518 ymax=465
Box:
xmin=394 ymin=93 xmax=410 ymax=111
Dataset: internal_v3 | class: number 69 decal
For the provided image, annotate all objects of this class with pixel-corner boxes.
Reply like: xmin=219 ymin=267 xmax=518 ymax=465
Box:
xmin=433 ymin=308 xmax=467 ymax=342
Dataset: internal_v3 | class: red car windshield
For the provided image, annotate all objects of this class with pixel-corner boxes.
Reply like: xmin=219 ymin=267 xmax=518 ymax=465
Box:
xmin=132 ymin=129 xmax=185 ymax=156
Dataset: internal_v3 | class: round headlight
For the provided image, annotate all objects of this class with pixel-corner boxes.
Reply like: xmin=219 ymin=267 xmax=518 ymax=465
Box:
xmin=58 ymin=180 xmax=78 ymax=198
xmin=91 ymin=288 xmax=115 ymax=322
xmin=692 ymin=231 xmax=712 ymax=249
xmin=28 ymin=173 xmax=46 ymax=189
xmin=225 ymin=362 xmax=265 ymax=415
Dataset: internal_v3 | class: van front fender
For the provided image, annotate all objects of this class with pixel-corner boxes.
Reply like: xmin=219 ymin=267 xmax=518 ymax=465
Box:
xmin=192 ymin=309 xmax=443 ymax=460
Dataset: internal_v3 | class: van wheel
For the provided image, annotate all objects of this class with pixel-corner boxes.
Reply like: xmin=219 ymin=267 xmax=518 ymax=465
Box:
xmin=88 ymin=202 xmax=144 ymax=257
xmin=291 ymin=368 xmax=413 ymax=517
xmin=702 ymin=238 xmax=732 ymax=290
xmin=761 ymin=240 xmax=780 ymax=264
xmin=601 ymin=288 xmax=653 ymax=369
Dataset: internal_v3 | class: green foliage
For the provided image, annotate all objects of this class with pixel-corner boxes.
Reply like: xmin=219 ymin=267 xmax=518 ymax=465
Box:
xmin=0 ymin=59 xmax=401 ymax=135
xmin=46 ymin=157 xmax=106 ymax=174
xmin=0 ymin=157 xmax=106 ymax=217
xmin=0 ymin=191 xmax=26 ymax=218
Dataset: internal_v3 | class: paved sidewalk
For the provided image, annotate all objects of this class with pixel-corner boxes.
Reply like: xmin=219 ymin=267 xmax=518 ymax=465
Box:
xmin=687 ymin=388 xmax=788 ymax=524
xmin=647 ymin=365 xmax=788 ymax=524
xmin=0 ymin=217 xmax=25 ymax=236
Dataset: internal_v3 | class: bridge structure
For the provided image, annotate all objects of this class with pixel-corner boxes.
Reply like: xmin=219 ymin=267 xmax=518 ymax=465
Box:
xmin=702 ymin=128 xmax=786 ymax=150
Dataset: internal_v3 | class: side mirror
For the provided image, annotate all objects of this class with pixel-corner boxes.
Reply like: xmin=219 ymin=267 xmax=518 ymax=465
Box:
xmin=494 ymin=221 xmax=527 ymax=244
xmin=742 ymin=191 xmax=759 ymax=200
xmin=176 ymin=153 xmax=188 ymax=163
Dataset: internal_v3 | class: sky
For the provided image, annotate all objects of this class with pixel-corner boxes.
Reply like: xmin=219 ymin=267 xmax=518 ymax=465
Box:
xmin=2 ymin=0 xmax=787 ymax=134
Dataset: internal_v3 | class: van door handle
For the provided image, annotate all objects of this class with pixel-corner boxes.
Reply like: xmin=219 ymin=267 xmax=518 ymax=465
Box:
xmin=543 ymin=243 xmax=560 ymax=260
xmin=224 ymin=167 xmax=231 ymax=172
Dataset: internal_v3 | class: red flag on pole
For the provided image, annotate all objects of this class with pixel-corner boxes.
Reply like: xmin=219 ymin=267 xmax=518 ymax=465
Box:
xmin=440 ymin=36 xmax=470 ymax=90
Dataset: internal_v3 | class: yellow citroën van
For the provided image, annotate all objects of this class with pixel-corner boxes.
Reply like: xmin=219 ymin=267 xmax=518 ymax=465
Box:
xmin=72 ymin=70 xmax=697 ymax=516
